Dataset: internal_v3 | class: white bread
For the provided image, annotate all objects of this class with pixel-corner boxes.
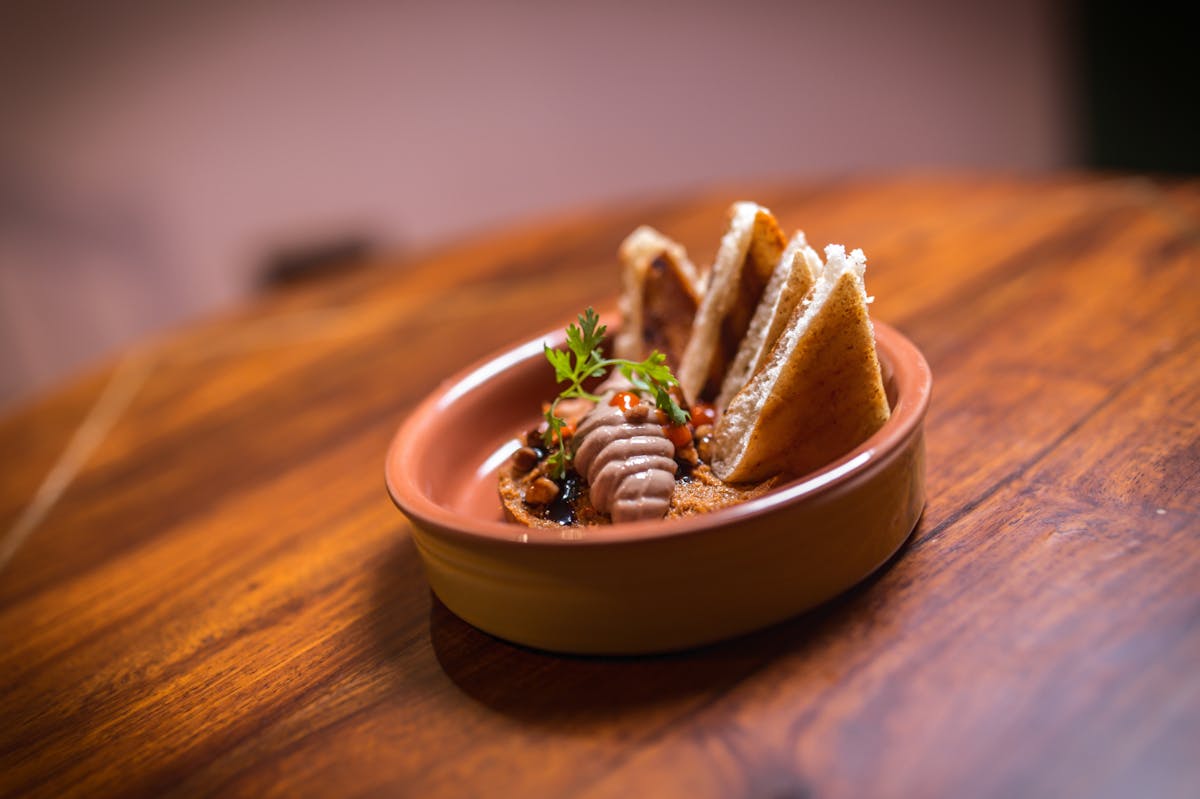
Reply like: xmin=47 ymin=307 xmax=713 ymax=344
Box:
xmin=714 ymin=231 xmax=821 ymax=411
xmin=615 ymin=226 xmax=703 ymax=369
xmin=676 ymin=202 xmax=786 ymax=404
xmin=711 ymin=245 xmax=890 ymax=483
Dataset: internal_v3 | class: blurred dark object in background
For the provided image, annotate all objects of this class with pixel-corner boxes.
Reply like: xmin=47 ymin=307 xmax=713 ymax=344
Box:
xmin=257 ymin=236 xmax=375 ymax=291
xmin=1078 ymin=0 xmax=1200 ymax=174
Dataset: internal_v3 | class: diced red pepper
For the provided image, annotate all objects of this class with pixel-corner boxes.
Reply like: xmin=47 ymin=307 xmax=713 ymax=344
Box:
xmin=691 ymin=402 xmax=717 ymax=426
xmin=609 ymin=391 xmax=639 ymax=413
xmin=664 ymin=423 xmax=693 ymax=449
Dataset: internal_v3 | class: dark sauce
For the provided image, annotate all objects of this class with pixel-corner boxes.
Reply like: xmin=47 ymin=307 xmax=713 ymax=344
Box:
xmin=544 ymin=470 xmax=583 ymax=526
xmin=675 ymin=458 xmax=695 ymax=483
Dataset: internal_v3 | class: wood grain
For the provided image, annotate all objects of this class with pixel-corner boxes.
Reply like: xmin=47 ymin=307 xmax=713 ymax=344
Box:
xmin=1 ymin=175 xmax=1197 ymax=798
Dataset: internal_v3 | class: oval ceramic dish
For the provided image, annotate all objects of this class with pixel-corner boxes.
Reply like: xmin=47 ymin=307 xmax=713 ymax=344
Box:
xmin=386 ymin=312 xmax=931 ymax=655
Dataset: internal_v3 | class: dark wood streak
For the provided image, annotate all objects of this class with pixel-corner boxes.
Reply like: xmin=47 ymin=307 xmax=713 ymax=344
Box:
xmin=1 ymin=175 xmax=1197 ymax=799
xmin=0 ymin=465 xmax=384 ymax=702
xmin=0 ymin=515 xmax=380 ymax=788
xmin=911 ymin=336 xmax=1188 ymax=553
xmin=894 ymin=202 xmax=1136 ymax=329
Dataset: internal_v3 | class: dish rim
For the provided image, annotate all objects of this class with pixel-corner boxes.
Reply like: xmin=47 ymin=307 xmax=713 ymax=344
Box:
xmin=385 ymin=314 xmax=931 ymax=547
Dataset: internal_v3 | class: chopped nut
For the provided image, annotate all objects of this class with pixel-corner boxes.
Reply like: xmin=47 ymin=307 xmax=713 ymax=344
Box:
xmin=524 ymin=429 xmax=543 ymax=448
xmin=625 ymin=401 xmax=650 ymax=423
xmin=695 ymin=435 xmax=713 ymax=464
xmin=677 ymin=444 xmax=699 ymax=466
xmin=694 ymin=424 xmax=714 ymax=439
xmin=511 ymin=446 xmax=540 ymax=473
xmin=524 ymin=476 xmax=560 ymax=505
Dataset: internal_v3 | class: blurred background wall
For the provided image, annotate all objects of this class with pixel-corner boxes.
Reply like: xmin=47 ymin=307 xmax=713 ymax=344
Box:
xmin=0 ymin=0 xmax=1114 ymax=407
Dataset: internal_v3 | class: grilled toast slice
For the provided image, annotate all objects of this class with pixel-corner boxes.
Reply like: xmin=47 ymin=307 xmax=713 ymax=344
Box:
xmin=711 ymin=244 xmax=890 ymax=483
xmin=615 ymin=226 xmax=703 ymax=370
xmin=676 ymin=202 xmax=786 ymax=404
xmin=714 ymin=231 xmax=821 ymax=410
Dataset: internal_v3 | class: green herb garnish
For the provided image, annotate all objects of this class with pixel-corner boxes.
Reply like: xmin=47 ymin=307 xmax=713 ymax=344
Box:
xmin=541 ymin=308 xmax=689 ymax=478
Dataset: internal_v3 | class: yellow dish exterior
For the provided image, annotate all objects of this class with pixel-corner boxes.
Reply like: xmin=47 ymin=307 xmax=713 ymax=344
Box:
xmin=410 ymin=438 xmax=923 ymax=655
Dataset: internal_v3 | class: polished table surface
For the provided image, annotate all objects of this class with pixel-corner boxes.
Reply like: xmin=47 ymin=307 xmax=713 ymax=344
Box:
xmin=2 ymin=175 xmax=1198 ymax=798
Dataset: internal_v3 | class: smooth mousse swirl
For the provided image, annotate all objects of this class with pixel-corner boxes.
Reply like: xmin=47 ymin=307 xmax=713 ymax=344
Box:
xmin=574 ymin=405 xmax=676 ymax=523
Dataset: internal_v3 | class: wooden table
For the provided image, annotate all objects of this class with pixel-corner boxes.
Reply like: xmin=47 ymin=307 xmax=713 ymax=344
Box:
xmin=2 ymin=175 xmax=1197 ymax=798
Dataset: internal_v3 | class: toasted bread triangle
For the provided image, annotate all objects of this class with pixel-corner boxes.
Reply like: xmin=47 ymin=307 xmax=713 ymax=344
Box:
xmin=615 ymin=226 xmax=703 ymax=369
xmin=711 ymin=245 xmax=890 ymax=483
xmin=677 ymin=202 xmax=786 ymax=404
xmin=715 ymin=231 xmax=821 ymax=411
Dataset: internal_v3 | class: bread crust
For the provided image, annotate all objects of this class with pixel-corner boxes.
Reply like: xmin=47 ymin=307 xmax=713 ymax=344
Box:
xmin=616 ymin=227 xmax=702 ymax=369
xmin=677 ymin=203 xmax=786 ymax=404
xmin=715 ymin=232 xmax=820 ymax=410
xmin=713 ymin=261 xmax=890 ymax=483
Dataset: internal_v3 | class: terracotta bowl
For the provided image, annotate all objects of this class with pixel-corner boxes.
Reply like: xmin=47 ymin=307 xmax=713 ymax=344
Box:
xmin=386 ymin=314 xmax=931 ymax=655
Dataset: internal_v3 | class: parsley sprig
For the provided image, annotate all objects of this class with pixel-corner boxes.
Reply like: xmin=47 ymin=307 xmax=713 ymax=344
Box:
xmin=542 ymin=308 xmax=689 ymax=478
